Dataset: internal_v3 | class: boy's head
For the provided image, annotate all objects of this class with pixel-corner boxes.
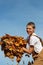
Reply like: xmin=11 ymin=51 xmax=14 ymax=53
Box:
xmin=26 ymin=22 xmax=35 ymax=35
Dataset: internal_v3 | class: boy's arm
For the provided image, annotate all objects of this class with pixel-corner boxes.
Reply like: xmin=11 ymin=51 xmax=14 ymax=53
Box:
xmin=22 ymin=45 xmax=34 ymax=54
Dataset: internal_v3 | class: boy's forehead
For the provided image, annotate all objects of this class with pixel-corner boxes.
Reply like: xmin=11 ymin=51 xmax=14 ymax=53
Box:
xmin=26 ymin=25 xmax=33 ymax=28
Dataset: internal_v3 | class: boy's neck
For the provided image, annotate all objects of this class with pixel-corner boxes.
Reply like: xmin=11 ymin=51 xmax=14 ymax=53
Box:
xmin=29 ymin=32 xmax=36 ymax=37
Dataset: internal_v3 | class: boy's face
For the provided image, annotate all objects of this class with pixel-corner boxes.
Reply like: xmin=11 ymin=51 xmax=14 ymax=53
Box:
xmin=26 ymin=25 xmax=35 ymax=35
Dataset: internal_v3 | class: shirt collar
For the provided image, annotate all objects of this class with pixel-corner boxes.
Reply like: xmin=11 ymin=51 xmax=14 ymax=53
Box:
xmin=32 ymin=33 xmax=36 ymax=36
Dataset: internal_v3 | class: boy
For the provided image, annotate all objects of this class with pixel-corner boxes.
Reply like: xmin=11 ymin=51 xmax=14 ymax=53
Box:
xmin=23 ymin=22 xmax=43 ymax=65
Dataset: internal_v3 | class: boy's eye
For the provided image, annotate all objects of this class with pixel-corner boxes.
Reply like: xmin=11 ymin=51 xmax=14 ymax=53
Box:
xmin=26 ymin=27 xmax=29 ymax=29
xmin=26 ymin=28 xmax=31 ymax=29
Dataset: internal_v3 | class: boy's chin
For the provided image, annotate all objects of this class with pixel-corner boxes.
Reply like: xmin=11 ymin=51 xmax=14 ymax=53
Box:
xmin=29 ymin=33 xmax=32 ymax=36
xmin=27 ymin=32 xmax=32 ymax=35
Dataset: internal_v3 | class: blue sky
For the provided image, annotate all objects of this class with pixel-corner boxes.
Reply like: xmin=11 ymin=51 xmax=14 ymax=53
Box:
xmin=0 ymin=0 xmax=43 ymax=65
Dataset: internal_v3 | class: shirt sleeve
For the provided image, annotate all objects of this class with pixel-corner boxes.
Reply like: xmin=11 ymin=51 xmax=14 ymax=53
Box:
xmin=30 ymin=36 xmax=38 ymax=46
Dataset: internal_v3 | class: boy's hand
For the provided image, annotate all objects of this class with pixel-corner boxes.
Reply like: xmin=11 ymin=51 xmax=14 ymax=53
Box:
xmin=22 ymin=47 xmax=26 ymax=51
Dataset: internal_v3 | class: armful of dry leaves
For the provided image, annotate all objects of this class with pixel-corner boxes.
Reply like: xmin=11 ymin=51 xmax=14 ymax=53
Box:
xmin=0 ymin=34 xmax=27 ymax=62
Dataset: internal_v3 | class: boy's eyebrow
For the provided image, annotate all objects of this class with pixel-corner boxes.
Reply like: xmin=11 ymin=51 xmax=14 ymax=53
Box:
xmin=26 ymin=28 xmax=31 ymax=29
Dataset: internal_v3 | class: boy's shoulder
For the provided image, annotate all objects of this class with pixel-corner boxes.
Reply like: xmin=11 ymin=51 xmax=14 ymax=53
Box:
xmin=30 ymin=35 xmax=39 ymax=41
xmin=31 ymin=34 xmax=43 ymax=46
xmin=31 ymin=33 xmax=39 ymax=39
